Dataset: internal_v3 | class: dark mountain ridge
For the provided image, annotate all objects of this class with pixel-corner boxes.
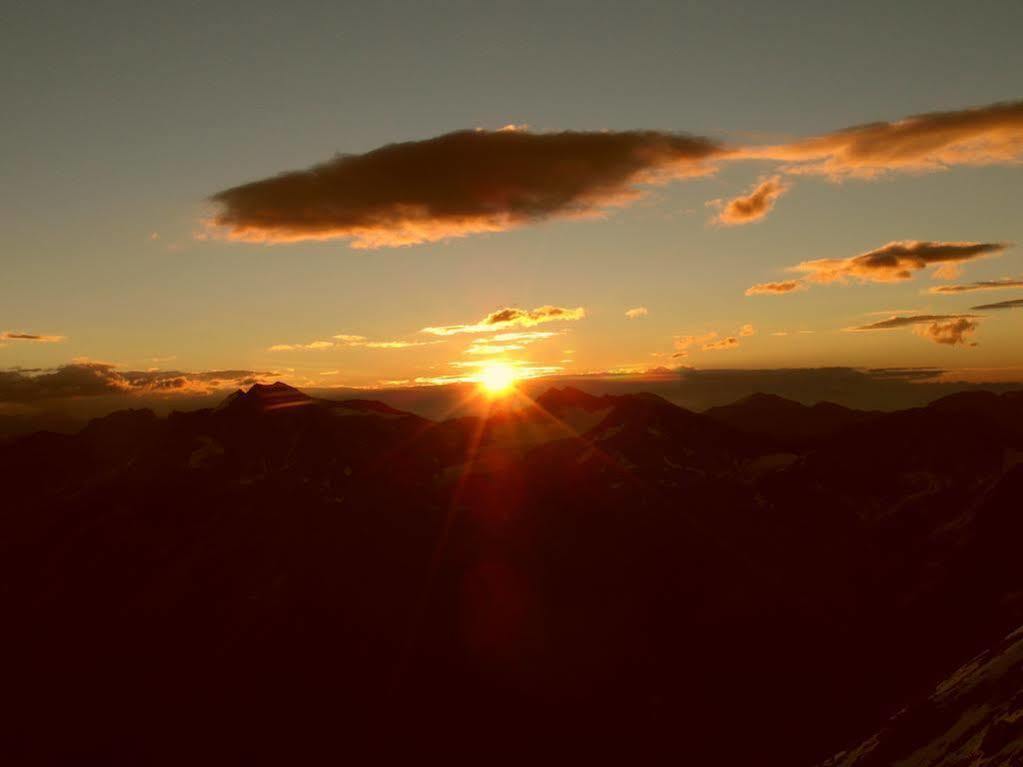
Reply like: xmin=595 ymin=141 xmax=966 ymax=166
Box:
xmin=3 ymin=382 xmax=1023 ymax=764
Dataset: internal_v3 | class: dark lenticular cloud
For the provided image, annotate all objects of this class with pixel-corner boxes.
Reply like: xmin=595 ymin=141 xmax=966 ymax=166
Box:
xmin=794 ymin=241 xmax=1009 ymax=284
xmin=209 ymin=128 xmax=724 ymax=248
xmin=1 ymin=331 xmax=65 ymax=343
xmin=970 ymin=298 xmax=1023 ymax=310
xmin=930 ymin=277 xmax=1023 ymax=294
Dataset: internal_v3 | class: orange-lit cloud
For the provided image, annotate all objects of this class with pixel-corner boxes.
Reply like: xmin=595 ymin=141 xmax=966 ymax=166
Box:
xmin=625 ymin=306 xmax=648 ymax=319
xmin=848 ymin=313 xmax=982 ymax=346
xmin=739 ymin=323 xmax=756 ymax=337
xmin=740 ymin=100 xmax=1023 ymax=178
xmin=422 ymin=305 xmax=585 ymax=336
xmin=673 ymin=332 xmax=718 ymax=355
xmin=703 ymin=336 xmax=740 ymax=351
xmin=1 ymin=331 xmax=66 ymax=343
xmin=793 ymin=240 xmax=1009 ymax=284
xmin=209 ymin=129 xmax=723 ymax=248
xmin=489 ymin=331 xmax=560 ymax=343
xmin=745 ymin=280 xmax=806 ymax=296
xmin=930 ymin=277 xmax=1023 ymax=294
xmin=711 ymin=175 xmax=789 ymax=225
xmin=914 ymin=317 xmax=981 ymax=346
xmin=269 ymin=335 xmax=438 ymax=352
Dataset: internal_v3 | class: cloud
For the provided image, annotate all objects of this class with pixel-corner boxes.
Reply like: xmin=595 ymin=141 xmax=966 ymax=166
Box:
xmin=793 ymin=241 xmax=1009 ymax=284
xmin=1 ymin=331 xmax=66 ymax=343
xmin=422 ymin=305 xmax=585 ymax=336
xmin=268 ymin=340 xmax=335 ymax=351
xmin=740 ymin=100 xmax=1023 ymax=178
xmin=489 ymin=331 xmax=560 ymax=343
xmin=849 ymin=313 xmax=982 ymax=346
xmin=703 ymin=336 xmax=740 ymax=351
xmin=625 ymin=306 xmax=648 ymax=319
xmin=711 ymin=175 xmax=789 ymax=225
xmin=269 ymin=335 xmax=438 ymax=351
xmin=971 ymin=298 xmax=1023 ymax=310
xmin=745 ymin=280 xmax=806 ymax=296
xmin=208 ymin=129 xmax=723 ymax=248
xmin=674 ymin=332 xmax=718 ymax=353
xmin=463 ymin=328 xmax=560 ymax=357
xmin=929 ymin=277 xmax=1023 ymax=294
xmin=0 ymin=363 xmax=274 ymax=404
xmin=849 ymin=313 xmax=980 ymax=331
xmin=913 ymin=317 xmax=980 ymax=346
xmin=673 ymin=330 xmax=743 ymax=353
xmin=739 ymin=323 xmax=756 ymax=337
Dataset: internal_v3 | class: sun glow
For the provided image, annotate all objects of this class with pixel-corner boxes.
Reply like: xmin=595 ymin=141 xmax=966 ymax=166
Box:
xmin=478 ymin=362 xmax=518 ymax=396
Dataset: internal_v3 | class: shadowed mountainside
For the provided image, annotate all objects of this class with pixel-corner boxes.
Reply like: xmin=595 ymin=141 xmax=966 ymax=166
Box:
xmin=3 ymin=383 xmax=1023 ymax=764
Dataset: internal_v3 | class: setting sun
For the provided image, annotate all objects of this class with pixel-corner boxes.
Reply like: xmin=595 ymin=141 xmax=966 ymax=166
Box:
xmin=478 ymin=362 xmax=518 ymax=396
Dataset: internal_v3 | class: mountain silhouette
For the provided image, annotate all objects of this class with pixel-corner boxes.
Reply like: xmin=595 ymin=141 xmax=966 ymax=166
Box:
xmin=3 ymin=382 xmax=1023 ymax=764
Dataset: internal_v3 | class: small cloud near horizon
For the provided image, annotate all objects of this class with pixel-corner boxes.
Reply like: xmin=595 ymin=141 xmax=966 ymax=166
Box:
xmin=625 ymin=306 xmax=648 ymax=319
xmin=422 ymin=305 xmax=585 ymax=336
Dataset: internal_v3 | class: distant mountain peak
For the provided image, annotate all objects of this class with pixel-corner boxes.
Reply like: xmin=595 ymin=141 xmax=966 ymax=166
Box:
xmin=219 ymin=381 xmax=312 ymax=413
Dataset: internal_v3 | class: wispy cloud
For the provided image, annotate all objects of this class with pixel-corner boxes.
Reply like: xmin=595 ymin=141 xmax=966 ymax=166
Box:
xmin=208 ymin=129 xmax=723 ymax=248
xmin=703 ymin=337 xmax=739 ymax=351
xmin=269 ymin=334 xmax=439 ymax=352
xmin=930 ymin=277 xmax=1023 ymax=294
xmin=792 ymin=241 xmax=1009 ymax=285
xmin=745 ymin=280 xmax=806 ymax=296
xmin=738 ymin=100 xmax=1023 ymax=178
xmin=848 ymin=313 xmax=982 ymax=346
xmin=422 ymin=305 xmax=585 ymax=336
xmin=625 ymin=306 xmax=649 ymax=319
xmin=674 ymin=327 xmax=745 ymax=355
xmin=710 ymin=175 xmax=790 ymax=225
xmin=970 ymin=298 xmax=1023 ymax=311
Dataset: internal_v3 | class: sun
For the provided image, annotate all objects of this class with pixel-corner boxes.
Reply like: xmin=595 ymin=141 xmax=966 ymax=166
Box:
xmin=478 ymin=362 xmax=518 ymax=396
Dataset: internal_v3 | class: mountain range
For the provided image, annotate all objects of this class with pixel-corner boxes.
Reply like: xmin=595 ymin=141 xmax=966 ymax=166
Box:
xmin=4 ymin=382 xmax=1023 ymax=764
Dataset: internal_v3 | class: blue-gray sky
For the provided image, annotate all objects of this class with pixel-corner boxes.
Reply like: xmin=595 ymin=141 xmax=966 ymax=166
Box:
xmin=3 ymin=0 xmax=1023 ymax=401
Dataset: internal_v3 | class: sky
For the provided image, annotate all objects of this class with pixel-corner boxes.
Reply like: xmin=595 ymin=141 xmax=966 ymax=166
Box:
xmin=3 ymin=0 xmax=1023 ymax=413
